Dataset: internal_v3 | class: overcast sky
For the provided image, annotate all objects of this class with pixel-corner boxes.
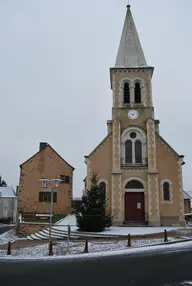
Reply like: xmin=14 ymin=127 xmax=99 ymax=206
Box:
xmin=0 ymin=0 xmax=192 ymax=197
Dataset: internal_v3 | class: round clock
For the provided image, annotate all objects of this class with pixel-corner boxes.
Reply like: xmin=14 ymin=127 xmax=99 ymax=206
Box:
xmin=128 ymin=109 xmax=138 ymax=120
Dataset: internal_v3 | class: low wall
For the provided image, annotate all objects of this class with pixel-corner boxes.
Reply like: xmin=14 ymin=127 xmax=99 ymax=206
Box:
xmin=17 ymin=222 xmax=49 ymax=237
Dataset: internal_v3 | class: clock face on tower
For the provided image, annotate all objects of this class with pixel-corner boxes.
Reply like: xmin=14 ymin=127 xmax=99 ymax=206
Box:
xmin=128 ymin=109 xmax=138 ymax=120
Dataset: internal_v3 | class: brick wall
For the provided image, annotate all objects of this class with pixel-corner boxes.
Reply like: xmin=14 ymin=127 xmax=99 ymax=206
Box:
xmin=18 ymin=145 xmax=74 ymax=216
xmin=17 ymin=222 xmax=49 ymax=237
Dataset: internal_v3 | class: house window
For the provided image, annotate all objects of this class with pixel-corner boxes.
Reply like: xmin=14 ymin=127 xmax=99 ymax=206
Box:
xmin=134 ymin=82 xmax=141 ymax=103
xmin=39 ymin=192 xmax=57 ymax=203
xmin=42 ymin=180 xmax=47 ymax=188
xmin=125 ymin=140 xmax=132 ymax=163
xmin=99 ymin=182 xmax=106 ymax=199
xmin=163 ymin=182 xmax=170 ymax=201
xmin=60 ymin=175 xmax=70 ymax=184
xmin=135 ymin=140 xmax=142 ymax=163
xmin=124 ymin=82 xmax=130 ymax=104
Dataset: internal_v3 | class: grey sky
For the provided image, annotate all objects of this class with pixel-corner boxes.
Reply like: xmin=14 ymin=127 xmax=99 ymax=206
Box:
xmin=0 ymin=0 xmax=192 ymax=197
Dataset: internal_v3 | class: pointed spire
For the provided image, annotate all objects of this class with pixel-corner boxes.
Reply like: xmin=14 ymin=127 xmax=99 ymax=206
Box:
xmin=115 ymin=5 xmax=148 ymax=68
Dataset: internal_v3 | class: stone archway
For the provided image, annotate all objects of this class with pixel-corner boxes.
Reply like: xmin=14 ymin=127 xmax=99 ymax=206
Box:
xmin=124 ymin=180 xmax=145 ymax=222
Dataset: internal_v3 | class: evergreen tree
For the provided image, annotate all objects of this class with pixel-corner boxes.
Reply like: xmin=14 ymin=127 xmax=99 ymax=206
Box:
xmin=0 ymin=176 xmax=7 ymax=187
xmin=76 ymin=173 xmax=112 ymax=232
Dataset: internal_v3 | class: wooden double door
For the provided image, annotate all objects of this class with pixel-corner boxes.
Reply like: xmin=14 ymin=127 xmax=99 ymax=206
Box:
xmin=125 ymin=192 xmax=145 ymax=222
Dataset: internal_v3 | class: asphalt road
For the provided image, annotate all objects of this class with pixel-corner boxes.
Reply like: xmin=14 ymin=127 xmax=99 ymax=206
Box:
xmin=0 ymin=225 xmax=13 ymax=235
xmin=0 ymin=245 xmax=192 ymax=286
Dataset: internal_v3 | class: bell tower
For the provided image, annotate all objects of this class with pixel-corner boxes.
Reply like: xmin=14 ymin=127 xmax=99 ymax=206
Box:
xmin=109 ymin=5 xmax=160 ymax=225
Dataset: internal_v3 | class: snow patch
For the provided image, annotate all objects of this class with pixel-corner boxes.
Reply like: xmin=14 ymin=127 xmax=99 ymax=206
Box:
xmin=0 ymin=229 xmax=26 ymax=245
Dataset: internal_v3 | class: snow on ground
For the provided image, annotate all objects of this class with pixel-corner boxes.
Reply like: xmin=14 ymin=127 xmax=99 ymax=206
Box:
xmin=0 ymin=229 xmax=26 ymax=245
xmin=0 ymin=238 xmax=177 ymax=258
xmin=55 ymin=215 xmax=184 ymax=236
xmin=1 ymin=239 xmax=192 ymax=260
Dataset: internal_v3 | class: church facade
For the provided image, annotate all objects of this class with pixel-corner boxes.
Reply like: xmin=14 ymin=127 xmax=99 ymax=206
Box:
xmin=84 ymin=5 xmax=185 ymax=227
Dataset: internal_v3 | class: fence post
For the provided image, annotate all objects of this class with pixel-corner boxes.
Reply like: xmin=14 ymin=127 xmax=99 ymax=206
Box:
xmin=7 ymin=241 xmax=11 ymax=255
xmin=83 ymin=239 xmax=89 ymax=253
xmin=49 ymin=240 xmax=53 ymax=256
xmin=164 ymin=229 xmax=168 ymax=242
xmin=127 ymin=234 xmax=131 ymax=247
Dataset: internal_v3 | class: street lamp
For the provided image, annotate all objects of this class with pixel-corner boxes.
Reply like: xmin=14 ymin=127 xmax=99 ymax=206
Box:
xmin=39 ymin=178 xmax=62 ymax=245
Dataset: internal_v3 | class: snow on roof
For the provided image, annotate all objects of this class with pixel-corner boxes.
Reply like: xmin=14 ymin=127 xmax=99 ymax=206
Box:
xmin=0 ymin=187 xmax=16 ymax=198
xmin=183 ymin=191 xmax=192 ymax=200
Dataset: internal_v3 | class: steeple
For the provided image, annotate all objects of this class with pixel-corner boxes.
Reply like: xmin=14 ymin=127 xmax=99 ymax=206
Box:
xmin=115 ymin=5 xmax=148 ymax=68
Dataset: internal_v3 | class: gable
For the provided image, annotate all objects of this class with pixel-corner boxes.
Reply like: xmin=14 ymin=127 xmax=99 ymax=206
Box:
xmin=156 ymin=133 xmax=181 ymax=158
xmin=20 ymin=145 xmax=74 ymax=170
xmin=85 ymin=133 xmax=112 ymax=159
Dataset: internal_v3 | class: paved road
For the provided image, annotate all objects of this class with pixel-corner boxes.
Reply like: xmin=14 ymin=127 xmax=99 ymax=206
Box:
xmin=0 ymin=245 xmax=192 ymax=286
xmin=0 ymin=225 xmax=13 ymax=235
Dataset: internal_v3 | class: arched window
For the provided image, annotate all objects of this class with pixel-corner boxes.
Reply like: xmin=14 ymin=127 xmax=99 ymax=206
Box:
xmin=99 ymin=182 xmax=106 ymax=199
xmin=125 ymin=180 xmax=143 ymax=189
xmin=124 ymin=82 xmax=130 ymax=104
xmin=135 ymin=140 xmax=142 ymax=163
xmin=163 ymin=182 xmax=170 ymax=201
xmin=125 ymin=140 xmax=132 ymax=163
xmin=134 ymin=82 xmax=141 ymax=104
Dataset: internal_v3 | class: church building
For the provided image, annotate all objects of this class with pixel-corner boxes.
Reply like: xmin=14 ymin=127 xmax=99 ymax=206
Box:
xmin=84 ymin=5 xmax=185 ymax=227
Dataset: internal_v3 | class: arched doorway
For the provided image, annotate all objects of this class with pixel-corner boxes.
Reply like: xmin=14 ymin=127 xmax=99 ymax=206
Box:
xmin=124 ymin=180 xmax=145 ymax=222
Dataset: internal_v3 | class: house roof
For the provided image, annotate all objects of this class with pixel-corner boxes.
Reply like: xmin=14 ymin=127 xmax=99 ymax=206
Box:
xmin=183 ymin=190 xmax=192 ymax=200
xmin=20 ymin=144 xmax=75 ymax=170
xmin=0 ymin=187 xmax=17 ymax=198
xmin=115 ymin=5 xmax=148 ymax=68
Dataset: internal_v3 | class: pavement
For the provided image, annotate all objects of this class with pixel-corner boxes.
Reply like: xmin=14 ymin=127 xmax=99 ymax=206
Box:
xmin=0 ymin=243 xmax=192 ymax=285
xmin=0 ymin=225 xmax=14 ymax=235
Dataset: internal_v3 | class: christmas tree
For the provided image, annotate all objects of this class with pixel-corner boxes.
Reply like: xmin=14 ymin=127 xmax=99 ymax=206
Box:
xmin=76 ymin=173 xmax=112 ymax=232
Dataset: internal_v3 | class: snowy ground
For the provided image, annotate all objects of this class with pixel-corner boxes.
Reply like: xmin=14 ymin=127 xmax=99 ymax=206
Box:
xmin=0 ymin=230 xmax=26 ymax=245
xmin=1 ymin=239 xmax=192 ymax=260
xmin=0 ymin=237 xmax=180 ymax=258
xmin=55 ymin=215 xmax=185 ymax=236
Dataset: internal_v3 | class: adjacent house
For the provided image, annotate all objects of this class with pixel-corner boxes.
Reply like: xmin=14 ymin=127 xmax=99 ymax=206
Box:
xmin=84 ymin=5 xmax=186 ymax=226
xmin=18 ymin=142 xmax=74 ymax=220
xmin=183 ymin=191 xmax=192 ymax=214
xmin=0 ymin=187 xmax=18 ymax=223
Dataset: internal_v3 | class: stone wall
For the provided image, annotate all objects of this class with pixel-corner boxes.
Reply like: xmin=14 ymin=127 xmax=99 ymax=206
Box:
xmin=17 ymin=222 xmax=49 ymax=237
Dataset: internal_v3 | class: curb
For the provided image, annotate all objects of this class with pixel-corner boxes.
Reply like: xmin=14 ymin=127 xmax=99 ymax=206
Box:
xmin=136 ymin=237 xmax=192 ymax=249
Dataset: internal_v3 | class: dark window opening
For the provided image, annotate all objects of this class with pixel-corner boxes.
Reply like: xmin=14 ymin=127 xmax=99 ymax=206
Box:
xmin=60 ymin=175 xmax=70 ymax=184
xmin=124 ymin=82 xmax=130 ymax=104
xmin=130 ymin=132 xmax=137 ymax=139
xmin=39 ymin=192 xmax=57 ymax=203
xmin=134 ymin=82 xmax=141 ymax=103
xmin=125 ymin=180 xmax=143 ymax=189
xmin=135 ymin=140 xmax=142 ymax=163
xmin=163 ymin=182 xmax=170 ymax=201
xmin=125 ymin=140 xmax=132 ymax=163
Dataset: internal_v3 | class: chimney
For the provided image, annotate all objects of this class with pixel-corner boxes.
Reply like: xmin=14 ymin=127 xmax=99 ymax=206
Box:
xmin=107 ymin=120 xmax=112 ymax=134
xmin=39 ymin=142 xmax=48 ymax=151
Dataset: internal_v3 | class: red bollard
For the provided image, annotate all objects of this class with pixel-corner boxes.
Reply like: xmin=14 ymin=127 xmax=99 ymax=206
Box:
xmin=164 ymin=229 xmax=168 ymax=242
xmin=186 ymin=216 xmax=189 ymax=225
xmin=49 ymin=240 xmax=53 ymax=256
xmin=127 ymin=234 xmax=131 ymax=247
xmin=83 ymin=239 xmax=89 ymax=253
xmin=7 ymin=241 xmax=11 ymax=255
